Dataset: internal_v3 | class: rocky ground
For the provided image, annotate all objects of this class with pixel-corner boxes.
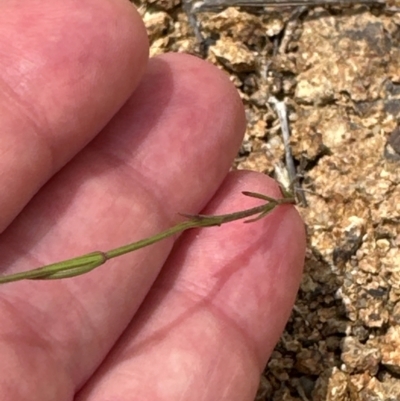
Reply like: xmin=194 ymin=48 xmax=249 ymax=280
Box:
xmin=132 ymin=1 xmax=400 ymax=399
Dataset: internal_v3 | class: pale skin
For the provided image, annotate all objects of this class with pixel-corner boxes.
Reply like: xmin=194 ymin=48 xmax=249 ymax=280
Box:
xmin=0 ymin=0 xmax=306 ymax=399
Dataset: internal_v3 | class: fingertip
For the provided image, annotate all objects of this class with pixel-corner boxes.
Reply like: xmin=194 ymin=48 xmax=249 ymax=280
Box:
xmin=163 ymin=52 xmax=247 ymax=137
xmin=226 ymin=170 xmax=306 ymax=361
xmin=0 ymin=0 xmax=150 ymax=230
xmin=102 ymin=51 xmax=247 ymax=214
xmin=172 ymin=169 xmax=306 ymax=362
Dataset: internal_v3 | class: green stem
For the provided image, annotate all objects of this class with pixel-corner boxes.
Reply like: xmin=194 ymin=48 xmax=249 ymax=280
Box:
xmin=0 ymin=192 xmax=295 ymax=284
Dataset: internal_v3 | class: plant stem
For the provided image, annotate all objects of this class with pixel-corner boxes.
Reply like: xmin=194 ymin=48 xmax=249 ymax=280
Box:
xmin=0 ymin=191 xmax=295 ymax=284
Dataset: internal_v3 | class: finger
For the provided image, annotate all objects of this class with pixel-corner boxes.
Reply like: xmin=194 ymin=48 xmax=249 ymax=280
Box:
xmin=0 ymin=54 xmax=246 ymax=399
xmin=0 ymin=0 xmax=148 ymax=232
xmin=77 ymin=171 xmax=306 ymax=401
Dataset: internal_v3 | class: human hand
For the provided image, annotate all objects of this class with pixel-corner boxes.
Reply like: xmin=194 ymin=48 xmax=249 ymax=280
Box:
xmin=0 ymin=1 xmax=305 ymax=399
